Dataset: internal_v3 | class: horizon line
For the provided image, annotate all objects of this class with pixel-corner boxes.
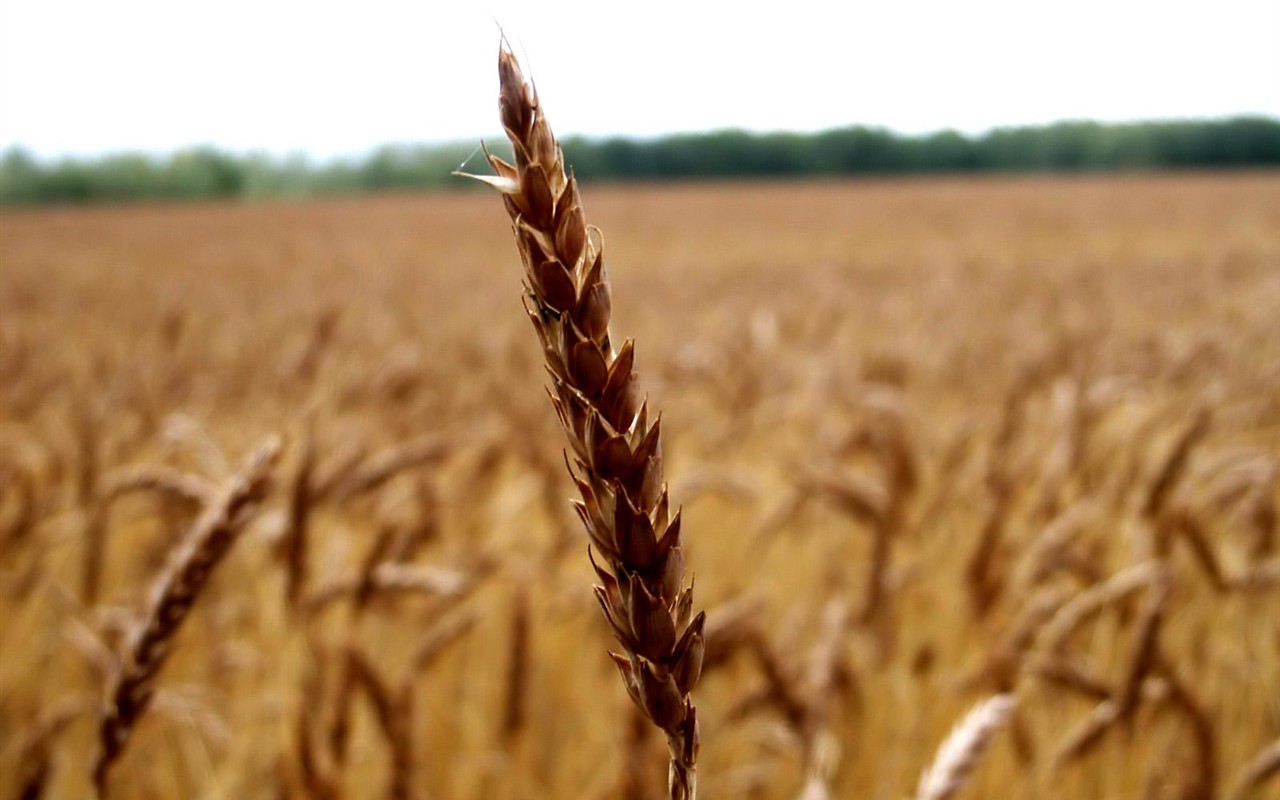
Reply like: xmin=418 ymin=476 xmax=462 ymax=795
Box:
xmin=3 ymin=113 xmax=1278 ymax=164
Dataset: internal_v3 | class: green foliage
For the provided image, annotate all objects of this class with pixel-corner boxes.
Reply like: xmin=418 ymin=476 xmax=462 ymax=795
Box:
xmin=2 ymin=117 xmax=1277 ymax=205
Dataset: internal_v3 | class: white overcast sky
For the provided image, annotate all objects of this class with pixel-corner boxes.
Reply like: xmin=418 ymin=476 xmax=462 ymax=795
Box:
xmin=1 ymin=0 xmax=1278 ymax=160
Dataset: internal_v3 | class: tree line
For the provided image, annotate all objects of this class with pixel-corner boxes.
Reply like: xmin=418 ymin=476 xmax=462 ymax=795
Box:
xmin=2 ymin=116 xmax=1277 ymax=205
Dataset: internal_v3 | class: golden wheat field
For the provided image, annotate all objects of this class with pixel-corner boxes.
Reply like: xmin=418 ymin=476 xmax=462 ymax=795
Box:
xmin=1 ymin=169 xmax=1279 ymax=800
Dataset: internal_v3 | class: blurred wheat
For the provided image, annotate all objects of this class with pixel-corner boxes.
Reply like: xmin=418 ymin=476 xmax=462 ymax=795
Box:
xmin=0 ymin=54 xmax=1277 ymax=799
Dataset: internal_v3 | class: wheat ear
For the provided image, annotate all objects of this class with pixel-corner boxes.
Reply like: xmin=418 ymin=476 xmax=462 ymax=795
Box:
xmin=912 ymin=694 xmax=1017 ymax=800
xmin=91 ymin=437 xmax=280 ymax=795
xmin=466 ymin=47 xmax=705 ymax=800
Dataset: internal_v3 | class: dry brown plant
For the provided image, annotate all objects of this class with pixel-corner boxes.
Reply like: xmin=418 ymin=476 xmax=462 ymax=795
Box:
xmin=296 ymin=654 xmax=341 ymax=800
xmin=281 ymin=414 xmax=318 ymax=609
xmin=79 ymin=502 xmax=108 ymax=606
xmin=344 ymin=647 xmax=415 ymax=800
xmin=332 ymin=433 xmax=451 ymax=503
xmin=966 ymin=478 xmax=1012 ymax=619
xmin=500 ymin=578 xmax=532 ymax=744
xmin=1025 ymin=654 xmax=1112 ymax=701
xmin=1012 ymin=499 xmax=1099 ymax=592
xmin=0 ymin=462 xmax=37 ymax=553
xmin=1048 ymin=567 xmax=1175 ymax=770
xmin=302 ymin=560 xmax=488 ymax=617
xmin=91 ymin=437 xmax=281 ymax=795
xmin=911 ymin=694 xmax=1017 ymax=800
xmin=98 ymin=465 xmax=216 ymax=508
xmin=463 ymin=47 xmax=706 ymax=799
xmin=1144 ymin=408 xmax=1211 ymax=522
xmin=1155 ymin=662 xmax=1216 ymax=800
xmin=978 ymin=586 xmax=1071 ymax=691
xmin=1037 ymin=560 xmax=1163 ymax=656
xmin=406 ymin=607 xmax=481 ymax=673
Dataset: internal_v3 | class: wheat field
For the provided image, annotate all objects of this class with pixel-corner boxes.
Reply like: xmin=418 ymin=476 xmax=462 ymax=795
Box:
xmin=1 ymin=165 xmax=1278 ymax=799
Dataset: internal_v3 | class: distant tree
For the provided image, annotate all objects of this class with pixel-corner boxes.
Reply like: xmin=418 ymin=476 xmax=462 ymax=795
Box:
xmin=0 ymin=147 xmax=41 ymax=202
xmin=2 ymin=117 xmax=1277 ymax=205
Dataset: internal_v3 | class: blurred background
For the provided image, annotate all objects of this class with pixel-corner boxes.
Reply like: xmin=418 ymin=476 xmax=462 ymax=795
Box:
xmin=2 ymin=3 xmax=1279 ymax=800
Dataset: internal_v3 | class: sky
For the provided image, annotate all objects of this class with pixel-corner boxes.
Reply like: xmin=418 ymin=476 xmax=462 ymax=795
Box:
xmin=1 ymin=0 xmax=1278 ymax=160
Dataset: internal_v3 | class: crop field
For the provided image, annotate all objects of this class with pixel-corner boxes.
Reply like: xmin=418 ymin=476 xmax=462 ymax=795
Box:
xmin=1 ymin=169 xmax=1279 ymax=800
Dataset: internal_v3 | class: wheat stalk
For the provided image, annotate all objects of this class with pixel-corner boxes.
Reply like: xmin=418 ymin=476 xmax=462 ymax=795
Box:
xmin=331 ymin=432 xmax=451 ymax=502
xmin=1037 ymin=560 xmax=1162 ymax=655
xmin=1143 ymin=407 xmax=1211 ymax=521
xmin=345 ymin=647 xmax=415 ymax=800
xmin=91 ymin=437 xmax=280 ymax=795
xmin=0 ymin=462 xmax=37 ymax=554
xmin=500 ymin=578 xmax=532 ymax=744
xmin=302 ymin=561 xmax=488 ymax=617
xmin=1025 ymin=654 xmax=1111 ymax=701
xmin=463 ymin=46 xmax=706 ymax=799
xmin=1156 ymin=661 xmax=1217 ymax=800
xmin=99 ymin=465 xmax=216 ymax=507
xmin=281 ymin=413 xmax=317 ymax=609
xmin=296 ymin=650 xmax=341 ymax=800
